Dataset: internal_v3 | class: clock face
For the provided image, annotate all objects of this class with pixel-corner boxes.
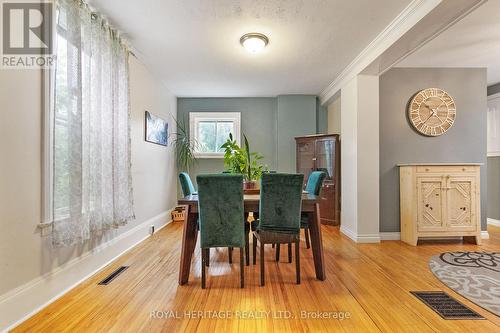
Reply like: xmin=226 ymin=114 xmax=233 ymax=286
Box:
xmin=408 ymin=88 xmax=456 ymax=136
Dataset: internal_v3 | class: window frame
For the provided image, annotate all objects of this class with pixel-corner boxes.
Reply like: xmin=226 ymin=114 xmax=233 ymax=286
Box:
xmin=189 ymin=112 xmax=241 ymax=158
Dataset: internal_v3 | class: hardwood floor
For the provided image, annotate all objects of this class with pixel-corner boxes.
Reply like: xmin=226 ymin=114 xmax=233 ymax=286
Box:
xmin=13 ymin=224 xmax=500 ymax=333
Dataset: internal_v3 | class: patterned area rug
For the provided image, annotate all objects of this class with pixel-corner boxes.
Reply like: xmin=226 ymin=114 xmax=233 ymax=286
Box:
xmin=429 ymin=252 xmax=500 ymax=316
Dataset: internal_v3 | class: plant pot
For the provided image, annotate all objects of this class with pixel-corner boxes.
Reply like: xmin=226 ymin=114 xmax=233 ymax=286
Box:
xmin=243 ymin=180 xmax=259 ymax=190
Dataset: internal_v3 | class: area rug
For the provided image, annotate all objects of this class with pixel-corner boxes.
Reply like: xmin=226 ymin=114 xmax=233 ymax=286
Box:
xmin=429 ymin=252 xmax=500 ymax=316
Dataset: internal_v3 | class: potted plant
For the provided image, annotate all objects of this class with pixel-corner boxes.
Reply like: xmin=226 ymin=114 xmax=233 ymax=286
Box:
xmin=170 ymin=115 xmax=197 ymax=173
xmin=221 ymin=133 xmax=268 ymax=189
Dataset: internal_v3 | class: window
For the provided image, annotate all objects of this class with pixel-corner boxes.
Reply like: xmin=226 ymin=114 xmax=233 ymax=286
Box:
xmin=190 ymin=112 xmax=241 ymax=158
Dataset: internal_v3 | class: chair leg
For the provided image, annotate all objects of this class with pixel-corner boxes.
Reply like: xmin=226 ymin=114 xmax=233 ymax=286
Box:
xmin=245 ymin=231 xmax=250 ymax=266
xmin=275 ymin=244 xmax=280 ymax=262
xmin=205 ymin=248 xmax=210 ymax=266
xmin=201 ymin=248 xmax=207 ymax=289
xmin=272 ymin=243 xmax=275 ymax=248
xmin=288 ymin=243 xmax=292 ymax=263
xmin=228 ymin=247 xmax=233 ymax=264
xmin=240 ymin=247 xmax=244 ymax=288
xmin=260 ymin=241 xmax=265 ymax=286
xmin=304 ymin=227 xmax=311 ymax=249
xmin=295 ymin=240 xmax=301 ymax=284
xmin=252 ymin=234 xmax=257 ymax=265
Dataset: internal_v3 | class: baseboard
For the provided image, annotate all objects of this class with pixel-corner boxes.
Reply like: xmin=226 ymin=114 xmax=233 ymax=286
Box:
xmin=481 ymin=230 xmax=490 ymax=239
xmin=380 ymin=232 xmax=401 ymax=241
xmin=340 ymin=226 xmax=381 ymax=243
xmin=0 ymin=209 xmax=173 ymax=332
xmin=487 ymin=218 xmax=500 ymax=227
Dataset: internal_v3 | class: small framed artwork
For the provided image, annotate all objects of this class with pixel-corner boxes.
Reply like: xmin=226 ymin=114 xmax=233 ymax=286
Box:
xmin=145 ymin=111 xmax=168 ymax=146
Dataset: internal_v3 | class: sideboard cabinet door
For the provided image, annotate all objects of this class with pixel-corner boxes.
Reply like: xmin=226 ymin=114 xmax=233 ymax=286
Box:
xmin=446 ymin=176 xmax=477 ymax=232
xmin=417 ymin=176 xmax=446 ymax=232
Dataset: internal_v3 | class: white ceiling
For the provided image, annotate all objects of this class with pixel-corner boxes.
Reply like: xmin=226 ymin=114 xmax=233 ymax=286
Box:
xmin=89 ymin=0 xmax=411 ymax=97
xmin=396 ymin=0 xmax=500 ymax=86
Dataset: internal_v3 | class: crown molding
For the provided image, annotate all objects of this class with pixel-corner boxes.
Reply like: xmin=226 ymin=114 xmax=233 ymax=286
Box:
xmin=319 ymin=0 xmax=441 ymax=105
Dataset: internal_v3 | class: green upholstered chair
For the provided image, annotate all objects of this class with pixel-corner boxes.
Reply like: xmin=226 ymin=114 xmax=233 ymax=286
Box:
xmin=197 ymin=174 xmax=246 ymax=288
xmin=252 ymin=173 xmax=304 ymax=286
xmin=179 ymin=172 xmax=196 ymax=197
xmin=301 ymin=171 xmax=326 ymax=249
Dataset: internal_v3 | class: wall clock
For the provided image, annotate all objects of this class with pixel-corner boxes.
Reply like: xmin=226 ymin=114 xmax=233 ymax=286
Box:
xmin=408 ymin=88 xmax=456 ymax=136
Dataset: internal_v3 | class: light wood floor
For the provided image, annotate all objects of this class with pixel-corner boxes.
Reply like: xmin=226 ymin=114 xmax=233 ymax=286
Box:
xmin=13 ymin=224 xmax=500 ymax=333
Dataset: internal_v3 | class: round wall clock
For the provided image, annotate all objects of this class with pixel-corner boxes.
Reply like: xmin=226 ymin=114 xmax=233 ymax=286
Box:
xmin=408 ymin=88 xmax=456 ymax=136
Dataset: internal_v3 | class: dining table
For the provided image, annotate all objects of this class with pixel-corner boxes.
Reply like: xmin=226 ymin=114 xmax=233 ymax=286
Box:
xmin=177 ymin=193 xmax=326 ymax=285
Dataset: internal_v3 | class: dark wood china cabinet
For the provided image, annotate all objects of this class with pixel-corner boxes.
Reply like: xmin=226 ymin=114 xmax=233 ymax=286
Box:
xmin=295 ymin=134 xmax=340 ymax=226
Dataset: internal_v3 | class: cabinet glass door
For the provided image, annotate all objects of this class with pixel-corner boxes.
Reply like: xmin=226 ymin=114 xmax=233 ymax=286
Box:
xmin=297 ymin=141 xmax=315 ymax=184
xmin=315 ymin=139 xmax=335 ymax=180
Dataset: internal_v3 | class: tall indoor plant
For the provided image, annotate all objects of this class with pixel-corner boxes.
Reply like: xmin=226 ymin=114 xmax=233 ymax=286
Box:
xmin=170 ymin=115 xmax=197 ymax=173
xmin=221 ymin=133 xmax=268 ymax=189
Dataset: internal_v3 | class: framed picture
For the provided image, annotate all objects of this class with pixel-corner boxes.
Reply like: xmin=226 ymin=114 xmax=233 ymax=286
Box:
xmin=145 ymin=111 xmax=168 ymax=146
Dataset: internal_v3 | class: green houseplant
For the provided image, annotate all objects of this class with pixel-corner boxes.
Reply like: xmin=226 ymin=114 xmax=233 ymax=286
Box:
xmin=170 ymin=115 xmax=197 ymax=173
xmin=221 ymin=133 xmax=268 ymax=189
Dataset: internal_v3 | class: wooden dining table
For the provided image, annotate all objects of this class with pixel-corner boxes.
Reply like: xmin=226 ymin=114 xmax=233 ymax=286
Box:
xmin=177 ymin=193 xmax=326 ymax=285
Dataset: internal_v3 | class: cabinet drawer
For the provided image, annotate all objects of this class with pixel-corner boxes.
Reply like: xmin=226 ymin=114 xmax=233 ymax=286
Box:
xmin=416 ymin=166 xmax=477 ymax=174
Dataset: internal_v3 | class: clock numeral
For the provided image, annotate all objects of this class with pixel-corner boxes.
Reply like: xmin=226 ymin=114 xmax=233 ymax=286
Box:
xmin=430 ymin=127 xmax=436 ymax=136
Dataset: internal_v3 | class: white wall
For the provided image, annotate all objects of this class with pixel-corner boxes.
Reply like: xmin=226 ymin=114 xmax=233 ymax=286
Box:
xmin=340 ymin=75 xmax=380 ymax=243
xmin=327 ymin=96 xmax=341 ymax=135
xmin=0 ymin=56 xmax=177 ymax=330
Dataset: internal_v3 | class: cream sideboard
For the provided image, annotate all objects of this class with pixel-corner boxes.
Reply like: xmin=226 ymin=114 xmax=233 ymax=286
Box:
xmin=398 ymin=163 xmax=481 ymax=246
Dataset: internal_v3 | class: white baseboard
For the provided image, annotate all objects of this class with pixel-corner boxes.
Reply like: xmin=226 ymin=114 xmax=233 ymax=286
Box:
xmin=379 ymin=231 xmax=489 ymax=241
xmin=0 ymin=209 xmax=173 ymax=332
xmin=380 ymin=232 xmax=401 ymax=240
xmin=340 ymin=226 xmax=380 ymax=243
xmin=487 ymin=218 xmax=500 ymax=227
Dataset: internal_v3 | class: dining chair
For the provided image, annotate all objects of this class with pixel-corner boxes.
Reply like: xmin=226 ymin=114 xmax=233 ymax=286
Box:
xmin=197 ymin=174 xmax=246 ymax=289
xmin=301 ymin=171 xmax=326 ymax=249
xmin=179 ymin=172 xmax=197 ymax=196
xmin=274 ymin=170 xmax=326 ymax=261
xmin=179 ymin=172 xmax=243 ymax=266
xmin=252 ymin=173 xmax=304 ymax=286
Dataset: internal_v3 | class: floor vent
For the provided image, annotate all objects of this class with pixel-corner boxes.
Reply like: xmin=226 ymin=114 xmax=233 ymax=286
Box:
xmin=98 ymin=266 xmax=129 ymax=285
xmin=411 ymin=291 xmax=484 ymax=320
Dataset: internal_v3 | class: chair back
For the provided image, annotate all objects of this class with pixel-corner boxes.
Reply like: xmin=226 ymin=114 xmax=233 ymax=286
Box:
xmin=305 ymin=171 xmax=327 ymax=195
xmin=259 ymin=173 xmax=304 ymax=234
xmin=179 ymin=172 xmax=196 ymax=197
xmin=197 ymin=174 xmax=245 ymax=248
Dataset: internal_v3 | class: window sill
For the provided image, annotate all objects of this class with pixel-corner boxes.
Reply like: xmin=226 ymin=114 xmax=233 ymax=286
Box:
xmin=194 ymin=153 xmax=225 ymax=159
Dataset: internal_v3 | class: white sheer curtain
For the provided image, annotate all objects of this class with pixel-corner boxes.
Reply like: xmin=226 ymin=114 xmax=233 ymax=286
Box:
xmin=52 ymin=0 xmax=134 ymax=247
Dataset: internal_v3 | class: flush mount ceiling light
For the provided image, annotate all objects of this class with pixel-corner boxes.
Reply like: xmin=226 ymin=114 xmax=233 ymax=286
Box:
xmin=240 ymin=33 xmax=269 ymax=54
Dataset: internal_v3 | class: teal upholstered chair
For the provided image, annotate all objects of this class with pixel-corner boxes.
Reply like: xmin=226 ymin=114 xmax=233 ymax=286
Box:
xmin=301 ymin=171 xmax=326 ymax=249
xmin=252 ymin=173 xmax=304 ymax=286
xmin=197 ymin=174 xmax=246 ymax=288
xmin=179 ymin=172 xmax=196 ymax=197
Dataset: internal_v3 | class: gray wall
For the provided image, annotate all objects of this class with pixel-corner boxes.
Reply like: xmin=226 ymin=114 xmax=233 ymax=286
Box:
xmin=487 ymin=157 xmax=500 ymax=220
xmin=487 ymin=85 xmax=500 ymax=220
xmin=380 ymin=68 xmax=487 ymax=232
xmin=277 ymin=95 xmax=317 ymax=172
xmin=177 ymin=95 xmax=318 ymax=186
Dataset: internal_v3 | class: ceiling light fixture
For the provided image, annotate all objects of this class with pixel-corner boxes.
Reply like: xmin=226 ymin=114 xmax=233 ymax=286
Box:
xmin=240 ymin=33 xmax=269 ymax=54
